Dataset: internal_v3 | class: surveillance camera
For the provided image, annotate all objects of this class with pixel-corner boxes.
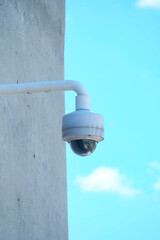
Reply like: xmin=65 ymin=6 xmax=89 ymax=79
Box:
xmin=0 ymin=79 xmax=104 ymax=156
xmin=62 ymin=110 xmax=104 ymax=156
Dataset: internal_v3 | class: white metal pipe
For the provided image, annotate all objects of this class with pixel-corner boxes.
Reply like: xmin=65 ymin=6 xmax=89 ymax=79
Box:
xmin=0 ymin=80 xmax=88 ymax=96
xmin=0 ymin=80 xmax=90 ymax=110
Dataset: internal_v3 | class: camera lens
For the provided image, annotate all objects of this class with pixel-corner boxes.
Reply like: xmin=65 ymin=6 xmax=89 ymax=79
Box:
xmin=70 ymin=139 xmax=97 ymax=156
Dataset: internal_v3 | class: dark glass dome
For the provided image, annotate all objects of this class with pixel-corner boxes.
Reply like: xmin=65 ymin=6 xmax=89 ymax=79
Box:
xmin=70 ymin=139 xmax=97 ymax=156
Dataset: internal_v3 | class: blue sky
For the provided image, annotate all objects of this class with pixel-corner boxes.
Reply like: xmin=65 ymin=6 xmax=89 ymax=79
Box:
xmin=65 ymin=0 xmax=160 ymax=239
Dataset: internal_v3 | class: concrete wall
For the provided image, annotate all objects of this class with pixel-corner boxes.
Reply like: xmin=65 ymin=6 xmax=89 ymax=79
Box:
xmin=0 ymin=1 xmax=67 ymax=239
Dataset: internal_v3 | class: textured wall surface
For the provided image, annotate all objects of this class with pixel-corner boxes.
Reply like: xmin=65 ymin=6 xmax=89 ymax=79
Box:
xmin=0 ymin=1 xmax=67 ymax=239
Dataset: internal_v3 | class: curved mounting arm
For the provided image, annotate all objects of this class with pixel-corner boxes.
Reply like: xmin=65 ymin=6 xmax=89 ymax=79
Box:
xmin=0 ymin=80 xmax=91 ymax=110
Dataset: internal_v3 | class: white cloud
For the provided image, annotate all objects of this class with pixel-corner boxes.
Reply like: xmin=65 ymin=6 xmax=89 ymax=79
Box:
xmin=76 ymin=167 xmax=142 ymax=196
xmin=149 ymin=161 xmax=160 ymax=170
xmin=136 ymin=0 xmax=160 ymax=8
xmin=148 ymin=162 xmax=160 ymax=192
xmin=153 ymin=179 xmax=160 ymax=191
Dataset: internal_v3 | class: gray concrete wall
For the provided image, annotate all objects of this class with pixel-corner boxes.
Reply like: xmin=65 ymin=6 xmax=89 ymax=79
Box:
xmin=0 ymin=1 xmax=67 ymax=239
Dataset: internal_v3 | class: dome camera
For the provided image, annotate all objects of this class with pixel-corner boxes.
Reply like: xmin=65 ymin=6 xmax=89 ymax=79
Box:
xmin=62 ymin=110 xmax=104 ymax=156
xmin=0 ymin=79 xmax=104 ymax=156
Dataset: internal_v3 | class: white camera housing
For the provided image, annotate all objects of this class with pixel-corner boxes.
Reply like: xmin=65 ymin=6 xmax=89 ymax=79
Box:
xmin=62 ymin=110 xmax=104 ymax=156
xmin=0 ymin=79 xmax=104 ymax=156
